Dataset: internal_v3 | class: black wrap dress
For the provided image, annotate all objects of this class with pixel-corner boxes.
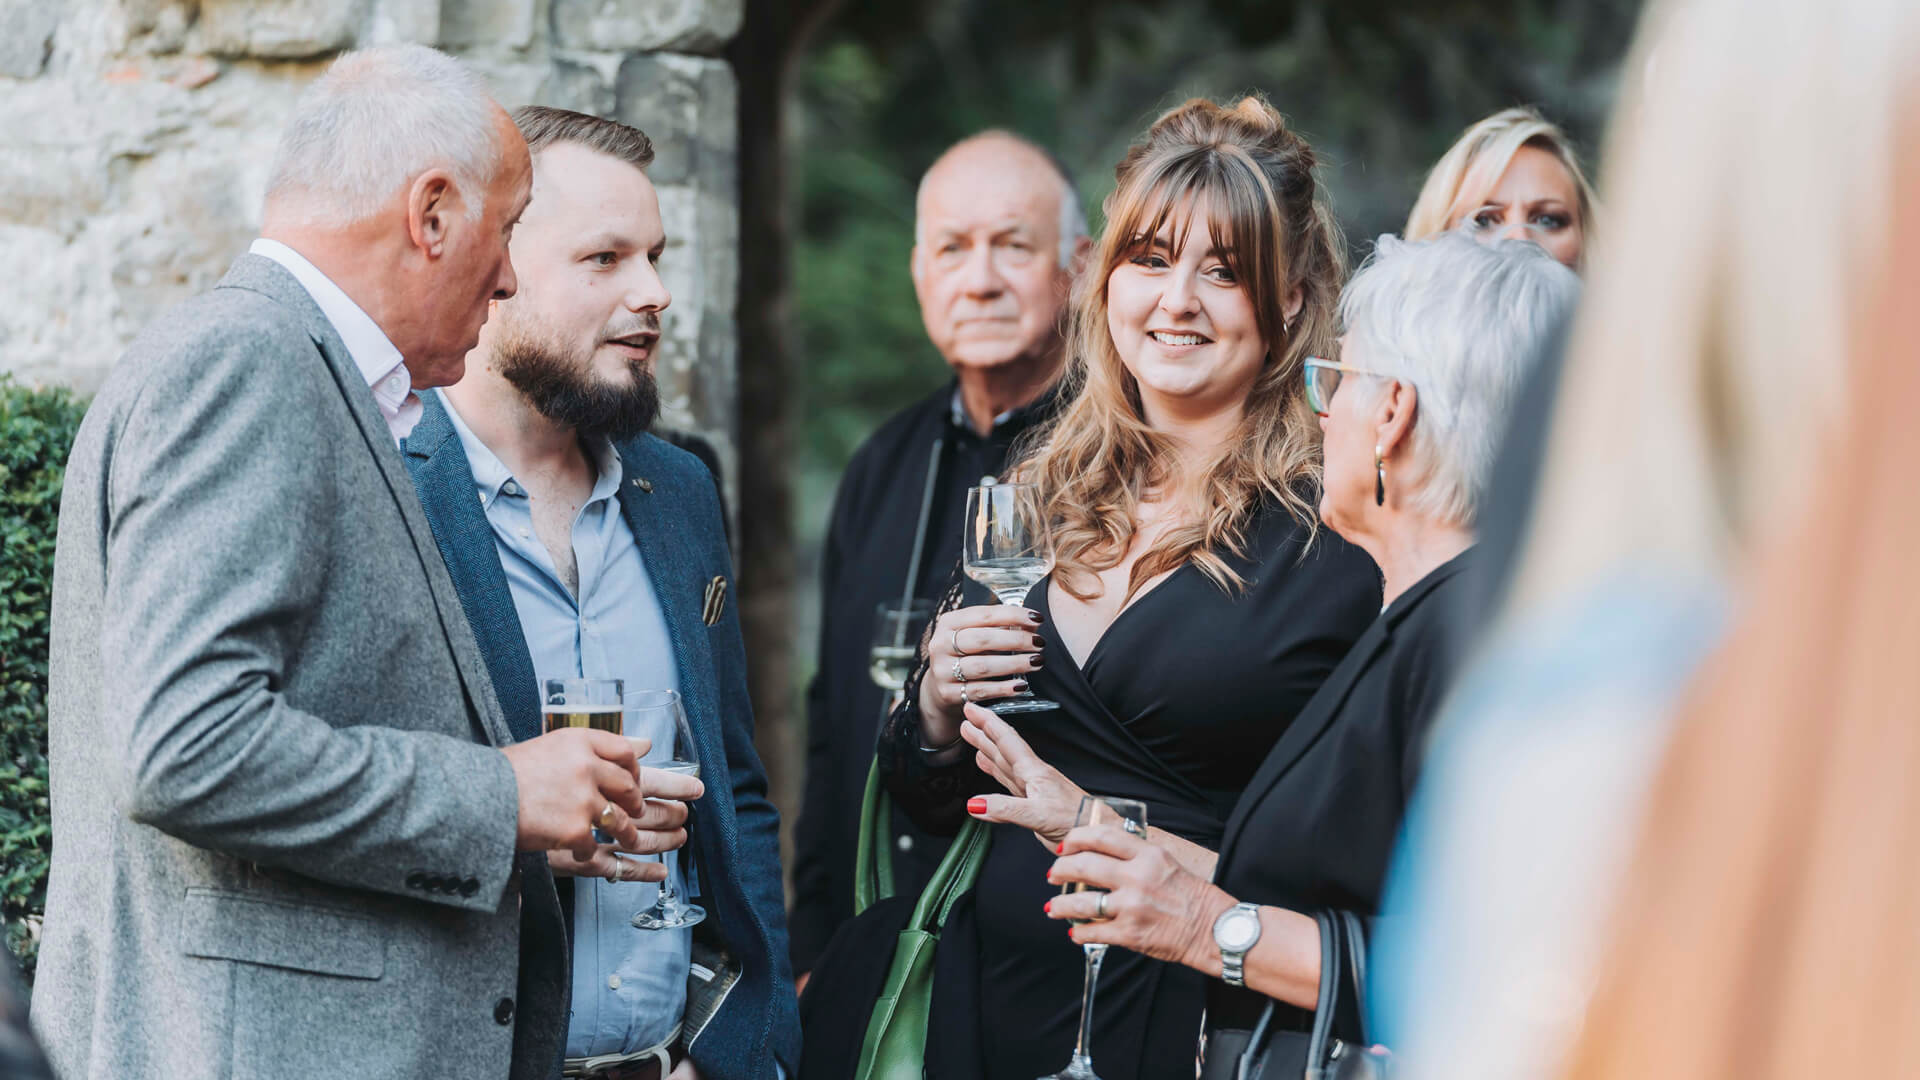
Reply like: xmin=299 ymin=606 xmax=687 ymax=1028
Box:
xmin=880 ymin=503 xmax=1381 ymax=1080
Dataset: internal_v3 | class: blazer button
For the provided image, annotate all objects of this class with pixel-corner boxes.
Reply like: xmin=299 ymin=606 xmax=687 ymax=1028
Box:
xmin=460 ymin=877 xmax=480 ymax=897
xmin=405 ymin=871 xmax=426 ymax=890
xmin=440 ymin=877 xmax=461 ymax=895
xmin=493 ymin=997 xmax=515 ymax=1026
xmin=423 ymin=874 xmax=445 ymax=892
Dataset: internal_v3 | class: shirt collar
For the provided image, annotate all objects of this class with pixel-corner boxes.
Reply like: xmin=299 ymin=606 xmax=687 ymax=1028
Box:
xmin=437 ymin=389 xmax=625 ymax=511
xmin=249 ymin=238 xmax=419 ymax=442
xmin=948 ymin=385 xmax=1023 ymax=434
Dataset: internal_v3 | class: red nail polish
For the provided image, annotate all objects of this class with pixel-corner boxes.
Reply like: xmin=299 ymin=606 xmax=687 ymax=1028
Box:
xmin=1068 ymin=927 xmax=1078 ymax=942
xmin=1055 ymin=842 xmax=1065 ymax=854
xmin=967 ymin=797 xmax=987 ymax=815
xmin=1044 ymin=900 xmax=1052 ymax=914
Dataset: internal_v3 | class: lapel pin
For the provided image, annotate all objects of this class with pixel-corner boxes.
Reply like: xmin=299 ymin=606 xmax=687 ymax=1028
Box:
xmin=631 ymin=477 xmax=653 ymax=493
xmin=702 ymin=576 xmax=729 ymax=626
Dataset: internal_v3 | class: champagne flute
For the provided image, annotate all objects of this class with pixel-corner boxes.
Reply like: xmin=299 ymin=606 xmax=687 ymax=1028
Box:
xmin=869 ymin=600 xmax=933 ymax=696
xmin=623 ymin=689 xmax=706 ymax=931
xmin=1043 ymin=795 xmax=1149 ymax=1080
xmin=542 ymin=677 xmax=625 ymax=842
xmin=963 ymin=482 xmax=1059 ymax=714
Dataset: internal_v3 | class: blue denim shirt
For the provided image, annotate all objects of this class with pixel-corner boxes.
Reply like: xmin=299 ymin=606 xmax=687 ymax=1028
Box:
xmin=440 ymin=391 xmax=690 ymax=1058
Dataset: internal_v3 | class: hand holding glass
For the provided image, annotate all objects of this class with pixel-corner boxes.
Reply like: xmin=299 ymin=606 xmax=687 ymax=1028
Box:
xmin=1042 ymin=796 xmax=1148 ymax=1080
xmin=542 ymin=677 xmax=625 ymax=843
xmin=963 ymin=482 xmax=1058 ymax=714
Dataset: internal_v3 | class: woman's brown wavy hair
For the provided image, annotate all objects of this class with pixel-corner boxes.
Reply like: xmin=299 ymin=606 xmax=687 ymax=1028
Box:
xmin=1016 ymin=95 xmax=1345 ymax=600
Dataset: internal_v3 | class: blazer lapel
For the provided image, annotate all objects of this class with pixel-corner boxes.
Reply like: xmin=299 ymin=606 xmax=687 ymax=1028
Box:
xmin=614 ymin=439 xmax=735 ymax=846
xmin=402 ymin=395 xmax=546 ymax=744
xmin=217 ymin=255 xmax=513 ymax=748
xmin=1214 ymin=615 xmax=1393 ymax=882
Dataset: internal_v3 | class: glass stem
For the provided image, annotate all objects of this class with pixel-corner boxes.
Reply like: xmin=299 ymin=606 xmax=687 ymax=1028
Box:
xmin=1071 ymin=942 xmax=1107 ymax=1064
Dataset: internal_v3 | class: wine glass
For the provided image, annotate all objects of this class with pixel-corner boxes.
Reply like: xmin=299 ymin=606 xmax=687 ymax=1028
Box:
xmin=542 ymin=677 xmax=625 ymax=842
xmin=623 ymin=689 xmax=706 ymax=931
xmin=869 ymin=600 xmax=933 ymax=700
xmin=1043 ymin=795 xmax=1149 ymax=1080
xmin=963 ymin=482 xmax=1059 ymax=714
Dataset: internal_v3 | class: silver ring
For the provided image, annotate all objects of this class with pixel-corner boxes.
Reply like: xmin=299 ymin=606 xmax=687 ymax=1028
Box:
xmin=961 ymin=684 xmax=972 ymax=704
xmin=1095 ymin=892 xmax=1111 ymax=920
xmin=952 ymin=658 xmax=967 ymax=684
xmin=952 ymin=628 xmax=969 ymax=657
xmin=605 ymin=856 xmax=623 ymax=882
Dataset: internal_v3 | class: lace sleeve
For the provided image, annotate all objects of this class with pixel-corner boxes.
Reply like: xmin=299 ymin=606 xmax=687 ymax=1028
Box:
xmin=874 ymin=559 xmax=999 ymax=836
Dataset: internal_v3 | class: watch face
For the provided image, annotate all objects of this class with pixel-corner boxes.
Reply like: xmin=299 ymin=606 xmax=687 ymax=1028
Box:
xmin=1216 ymin=910 xmax=1259 ymax=950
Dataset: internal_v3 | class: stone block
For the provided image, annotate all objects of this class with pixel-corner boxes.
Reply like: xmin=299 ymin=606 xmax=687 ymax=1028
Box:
xmin=0 ymin=1 xmax=61 ymax=78
xmin=534 ymin=55 xmax=615 ymax=116
xmin=615 ymin=52 xmax=734 ymax=188
xmin=550 ymin=0 xmax=740 ymax=55
xmin=437 ymin=0 xmax=537 ymax=51
xmin=366 ymin=0 xmax=440 ymax=45
xmin=198 ymin=0 xmax=366 ymax=59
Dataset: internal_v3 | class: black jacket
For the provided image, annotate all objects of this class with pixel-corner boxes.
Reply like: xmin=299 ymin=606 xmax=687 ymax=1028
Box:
xmin=789 ymin=379 xmax=1059 ymax=972
xmin=1206 ymin=550 xmax=1474 ymax=1047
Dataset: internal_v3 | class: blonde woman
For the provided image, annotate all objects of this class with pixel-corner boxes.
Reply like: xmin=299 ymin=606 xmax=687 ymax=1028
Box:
xmin=1372 ymin=0 xmax=1920 ymax=1077
xmin=876 ymin=97 xmax=1381 ymax=1080
xmin=1405 ymin=106 xmax=1597 ymax=268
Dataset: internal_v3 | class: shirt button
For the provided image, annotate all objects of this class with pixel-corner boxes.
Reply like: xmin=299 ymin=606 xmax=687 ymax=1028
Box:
xmin=897 ymin=834 xmax=915 ymax=853
xmin=503 ymin=481 xmax=522 ymax=496
xmin=607 ymin=975 xmax=621 ymax=990
xmin=518 ymin=529 xmax=530 ymax=539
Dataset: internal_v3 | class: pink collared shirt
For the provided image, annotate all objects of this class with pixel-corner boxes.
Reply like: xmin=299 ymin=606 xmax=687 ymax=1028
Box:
xmin=248 ymin=238 xmax=422 ymax=444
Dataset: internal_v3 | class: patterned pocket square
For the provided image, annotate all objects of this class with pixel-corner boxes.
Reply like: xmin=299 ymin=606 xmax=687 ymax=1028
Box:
xmin=701 ymin=576 xmax=728 ymax=626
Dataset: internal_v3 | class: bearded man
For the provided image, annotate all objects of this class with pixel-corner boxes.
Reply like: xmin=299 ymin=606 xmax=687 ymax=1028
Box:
xmin=403 ymin=106 xmax=798 ymax=1080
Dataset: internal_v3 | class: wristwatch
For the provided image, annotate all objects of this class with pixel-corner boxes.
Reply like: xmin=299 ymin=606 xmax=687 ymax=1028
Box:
xmin=1212 ymin=902 xmax=1263 ymax=988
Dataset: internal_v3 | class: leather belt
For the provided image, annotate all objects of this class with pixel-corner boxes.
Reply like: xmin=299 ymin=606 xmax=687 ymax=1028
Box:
xmin=561 ymin=1027 xmax=680 ymax=1079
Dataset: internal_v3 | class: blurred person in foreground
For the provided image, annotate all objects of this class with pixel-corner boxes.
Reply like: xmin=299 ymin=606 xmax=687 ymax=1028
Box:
xmin=1404 ymin=106 xmax=1597 ymax=270
xmin=962 ymin=233 xmax=1578 ymax=1076
xmin=405 ymin=106 xmax=794 ymax=1080
xmin=35 ymin=46 xmax=692 ymax=1080
xmin=788 ymin=130 xmax=1089 ymax=984
xmin=1372 ymin=0 xmax=1920 ymax=1075
xmin=877 ymin=96 xmax=1382 ymax=1080
xmin=1557 ymin=103 xmax=1920 ymax=1080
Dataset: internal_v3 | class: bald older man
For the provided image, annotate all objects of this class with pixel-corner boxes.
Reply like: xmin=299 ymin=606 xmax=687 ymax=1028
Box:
xmin=790 ymin=132 xmax=1088 ymax=982
xmin=35 ymin=46 xmax=699 ymax=1080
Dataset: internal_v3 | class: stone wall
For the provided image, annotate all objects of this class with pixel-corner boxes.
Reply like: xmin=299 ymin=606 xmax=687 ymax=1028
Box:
xmin=0 ymin=0 xmax=741 ymax=493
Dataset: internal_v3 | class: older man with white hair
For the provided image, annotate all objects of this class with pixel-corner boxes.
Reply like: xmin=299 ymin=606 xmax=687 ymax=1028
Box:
xmin=35 ymin=45 xmax=699 ymax=1080
xmin=789 ymin=130 xmax=1088 ymax=984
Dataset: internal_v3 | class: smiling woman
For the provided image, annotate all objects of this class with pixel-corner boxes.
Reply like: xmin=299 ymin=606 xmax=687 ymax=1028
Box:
xmin=878 ymin=95 xmax=1382 ymax=1080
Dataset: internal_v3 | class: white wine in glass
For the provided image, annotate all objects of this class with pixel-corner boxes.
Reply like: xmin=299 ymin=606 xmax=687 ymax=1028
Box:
xmin=623 ymin=689 xmax=706 ymax=932
xmin=963 ymin=482 xmax=1058 ymax=714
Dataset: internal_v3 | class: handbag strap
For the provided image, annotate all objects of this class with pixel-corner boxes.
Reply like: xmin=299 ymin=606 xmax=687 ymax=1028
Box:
xmin=854 ymin=757 xmax=896 ymax=914
xmin=1304 ymin=908 xmax=1344 ymax=1080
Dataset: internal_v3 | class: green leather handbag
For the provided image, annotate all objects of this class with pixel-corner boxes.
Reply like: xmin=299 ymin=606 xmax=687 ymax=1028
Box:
xmin=850 ymin=760 xmax=990 ymax=1080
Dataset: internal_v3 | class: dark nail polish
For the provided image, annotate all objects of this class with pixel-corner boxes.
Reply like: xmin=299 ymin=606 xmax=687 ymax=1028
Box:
xmin=1032 ymin=634 xmax=1046 ymax=649
xmin=1027 ymin=609 xmax=1045 ymax=625
xmin=1012 ymin=680 xmax=1030 ymax=693
xmin=1030 ymin=653 xmax=1045 ymax=669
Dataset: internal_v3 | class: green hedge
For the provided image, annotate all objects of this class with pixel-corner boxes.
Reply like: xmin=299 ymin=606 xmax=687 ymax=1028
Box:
xmin=1 ymin=374 xmax=88 ymax=982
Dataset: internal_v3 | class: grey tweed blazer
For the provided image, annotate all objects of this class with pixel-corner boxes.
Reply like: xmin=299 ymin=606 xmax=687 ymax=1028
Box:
xmin=33 ymin=254 xmax=568 ymax=1080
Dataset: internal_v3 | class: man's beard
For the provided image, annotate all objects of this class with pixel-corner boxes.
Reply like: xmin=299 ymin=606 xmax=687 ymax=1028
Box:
xmin=494 ymin=319 xmax=661 ymax=442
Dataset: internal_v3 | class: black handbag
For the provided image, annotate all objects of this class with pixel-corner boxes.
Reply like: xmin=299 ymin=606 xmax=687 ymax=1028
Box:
xmin=1200 ymin=909 xmax=1393 ymax=1080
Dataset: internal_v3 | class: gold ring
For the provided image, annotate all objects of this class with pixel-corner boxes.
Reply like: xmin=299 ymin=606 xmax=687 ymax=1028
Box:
xmin=596 ymin=802 xmax=618 ymax=829
xmin=1095 ymin=892 xmax=1111 ymax=920
xmin=606 ymin=856 xmax=623 ymax=882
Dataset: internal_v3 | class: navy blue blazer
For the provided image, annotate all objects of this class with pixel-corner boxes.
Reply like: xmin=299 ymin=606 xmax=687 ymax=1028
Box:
xmin=403 ymin=393 xmax=800 ymax=1080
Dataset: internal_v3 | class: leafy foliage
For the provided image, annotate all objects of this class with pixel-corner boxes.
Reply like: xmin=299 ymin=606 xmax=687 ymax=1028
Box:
xmin=0 ymin=375 xmax=87 ymax=982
